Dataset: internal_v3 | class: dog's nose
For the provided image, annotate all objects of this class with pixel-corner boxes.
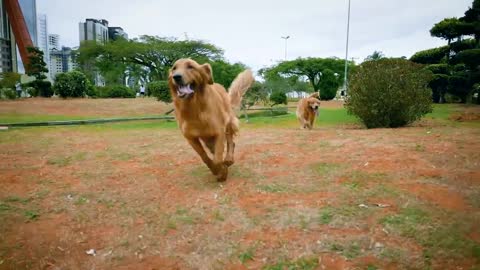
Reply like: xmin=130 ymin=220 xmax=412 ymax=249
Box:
xmin=173 ymin=74 xmax=183 ymax=83
xmin=315 ymin=106 xmax=319 ymax=109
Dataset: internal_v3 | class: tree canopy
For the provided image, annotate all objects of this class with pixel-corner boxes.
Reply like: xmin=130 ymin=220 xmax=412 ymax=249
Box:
xmin=26 ymin=46 xmax=48 ymax=81
xmin=77 ymin=36 xmax=225 ymax=85
xmin=430 ymin=18 xmax=466 ymax=45
xmin=261 ymin=57 xmax=350 ymax=100
xmin=364 ymin=51 xmax=385 ymax=62
xmin=411 ymin=0 xmax=480 ymax=103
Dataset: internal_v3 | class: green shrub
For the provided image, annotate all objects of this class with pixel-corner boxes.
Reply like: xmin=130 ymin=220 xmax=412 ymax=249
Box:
xmin=28 ymin=80 xmax=53 ymax=97
xmin=0 ymin=72 xmax=21 ymax=89
xmin=410 ymin=46 xmax=449 ymax=64
xmin=86 ymin=83 xmax=96 ymax=98
xmin=148 ymin=81 xmax=171 ymax=103
xmin=269 ymin=91 xmax=287 ymax=106
xmin=429 ymin=74 xmax=449 ymax=103
xmin=95 ymin=85 xmax=135 ymax=98
xmin=345 ymin=58 xmax=433 ymax=128
xmin=0 ymin=87 xmax=16 ymax=99
xmin=54 ymin=71 xmax=91 ymax=98
xmin=426 ymin=64 xmax=450 ymax=75
xmin=26 ymin=87 xmax=36 ymax=97
xmin=319 ymin=69 xmax=341 ymax=100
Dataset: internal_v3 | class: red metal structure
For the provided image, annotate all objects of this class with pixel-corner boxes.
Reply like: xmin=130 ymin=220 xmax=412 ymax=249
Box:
xmin=4 ymin=0 xmax=34 ymax=72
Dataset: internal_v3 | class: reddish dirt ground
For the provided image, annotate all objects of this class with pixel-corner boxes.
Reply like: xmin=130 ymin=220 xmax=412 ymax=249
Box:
xmin=0 ymin=102 xmax=479 ymax=270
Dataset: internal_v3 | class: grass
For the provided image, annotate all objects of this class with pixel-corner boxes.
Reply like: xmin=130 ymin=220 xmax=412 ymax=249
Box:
xmin=381 ymin=206 xmax=480 ymax=264
xmin=329 ymin=242 xmax=363 ymax=259
xmin=0 ymin=103 xmax=460 ymax=131
xmin=318 ymin=207 xmax=334 ymax=225
xmin=311 ymin=162 xmax=344 ymax=175
xmin=0 ymin=113 xmax=91 ymax=124
xmin=23 ymin=210 xmax=40 ymax=221
xmin=239 ymin=246 xmax=256 ymax=264
xmin=263 ymin=257 xmax=318 ymax=270
xmin=244 ymin=108 xmax=357 ymax=128
xmin=257 ymin=183 xmax=290 ymax=193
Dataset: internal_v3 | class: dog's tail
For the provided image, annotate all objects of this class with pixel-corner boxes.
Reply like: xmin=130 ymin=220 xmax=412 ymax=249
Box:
xmin=229 ymin=69 xmax=254 ymax=110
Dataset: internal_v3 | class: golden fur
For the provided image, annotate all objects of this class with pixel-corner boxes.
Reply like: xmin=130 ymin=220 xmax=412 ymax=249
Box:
xmin=168 ymin=58 xmax=254 ymax=181
xmin=296 ymin=92 xmax=321 ymax=130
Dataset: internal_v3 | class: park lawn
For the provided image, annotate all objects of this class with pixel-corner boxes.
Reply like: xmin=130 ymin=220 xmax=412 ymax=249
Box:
xmin=0 ymin=100 xmax=479 ymax=269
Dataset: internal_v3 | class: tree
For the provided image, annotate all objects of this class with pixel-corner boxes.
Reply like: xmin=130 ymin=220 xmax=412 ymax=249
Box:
xmin=77 ymin=36 xmax=224 ymax=85
xmin=430 ymin=18 xmax=465 ymax=46
xmin=461 ymin=0 xmax=480 ymax=46
xmin=209 ymin=60 xmax=247 ymax=88
xmin=25 ymin=46 xmax=48 ymax=80
xmin=410 ymin=46 xmax=450 ymax=64
xmin=262 ymin=58 xmax=349 ymax=100
xmin=411 ymin=1 xmax=480 ymax=103
xmin=269 ymin=91 xmax=287 ymax=106
xmin=364 ymin=51 xmax=385 ymax=61
xmin=242 ymin=82 xmax=269 ymax=109
xmin=25 ymin=46 xmax=52 ymax=97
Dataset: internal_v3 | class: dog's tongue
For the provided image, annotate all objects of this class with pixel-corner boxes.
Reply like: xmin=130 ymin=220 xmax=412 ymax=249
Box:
xmin=178 ymin=85 xmax=194 ymax=95
xmin=315 ymin=109 xmax=319 ymax=116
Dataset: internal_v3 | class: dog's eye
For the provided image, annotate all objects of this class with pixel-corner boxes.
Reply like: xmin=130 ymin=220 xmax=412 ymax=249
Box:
xmin=172 ymin=67 xmax=177 ymax=71
xmin=187 ymin=65 xmax=193 ymax=69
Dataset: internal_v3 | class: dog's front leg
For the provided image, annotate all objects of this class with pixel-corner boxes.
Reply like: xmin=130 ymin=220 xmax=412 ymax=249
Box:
xmin=213 ymin=134 xmax=228 ymax=182
xmin=187 ymin=138 xmax=217 ymax=174
xmin=224 ymin=129 xmax=235 ymax=167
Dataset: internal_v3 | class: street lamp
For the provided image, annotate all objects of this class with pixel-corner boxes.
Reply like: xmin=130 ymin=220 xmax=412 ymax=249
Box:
xmin=343 ymin=0 xmax=351 ymax=96
xmin=281 ymin=36 xmax=290 ymax=61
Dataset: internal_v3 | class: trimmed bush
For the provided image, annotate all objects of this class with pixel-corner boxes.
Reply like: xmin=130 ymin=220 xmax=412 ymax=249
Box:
xmin=96 ymin=85 xmax=135 ymax=98
xmin=54 ymin=71 xmax=91 ymax=98
xmin=345 ymin=58 xmax=433 ymax=128
xmin=148 ymin=81 xmax=171 ymax=103
xmin=28 ymin=80 xmax=53 ymax=97
xmin=269 ymin=91 xmax=288 ymax=106
xmin=26 ymin=87 xmax=36 ymax=97
xmin=0 ymin=87 xmax=16 ymax=99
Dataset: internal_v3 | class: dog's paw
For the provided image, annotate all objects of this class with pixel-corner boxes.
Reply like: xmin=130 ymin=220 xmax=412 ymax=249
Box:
xmin=224 ymin=159 xmax=234 ymax=167
xmin=216 ymin=164 xmax=228 ymax=182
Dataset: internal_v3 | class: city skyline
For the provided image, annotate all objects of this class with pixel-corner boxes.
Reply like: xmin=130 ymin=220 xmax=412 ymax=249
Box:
xmin=38 ymin=0 xmax=472 ymax=71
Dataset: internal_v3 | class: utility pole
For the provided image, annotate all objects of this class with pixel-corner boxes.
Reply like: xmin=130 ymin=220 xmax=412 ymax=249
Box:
xmin=343 ymin=0 xmax=351 ymax=96
xmin=281 ymin=36 xmax=290 ymax=61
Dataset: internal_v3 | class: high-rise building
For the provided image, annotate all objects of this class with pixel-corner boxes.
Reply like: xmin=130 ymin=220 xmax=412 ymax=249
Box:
xmin=0 ymin=0 xmax=17 ymax=72
xmin=108 ymin=26 xmax=128 ymax=40
xmin=49 ymin=46 xmax=77 ymax=79
xmin=48 ymin=34 xmax=59 ymax=50
xmin=37 ymin=13 xmax=49 ymax=78
xmin=79 ymin=18 xmax=109 ymax=44
xmin=18 ymin=0 xmax=36 ymax=45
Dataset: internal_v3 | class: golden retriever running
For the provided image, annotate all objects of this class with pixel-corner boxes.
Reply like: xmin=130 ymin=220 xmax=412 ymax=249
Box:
xmin=168 ymin=58 xmax=254 ymax=181
xmin=296 ymin=92 xmax=321 ymax=130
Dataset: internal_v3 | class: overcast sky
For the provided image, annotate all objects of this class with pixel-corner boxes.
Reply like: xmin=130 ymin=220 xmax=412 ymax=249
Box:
xmin=38 ymin=0 xmax=471 ymax=71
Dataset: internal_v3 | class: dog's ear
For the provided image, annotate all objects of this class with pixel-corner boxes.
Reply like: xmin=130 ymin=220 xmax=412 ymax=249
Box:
xmin=201 ymin=63 xmax=214 ymax=84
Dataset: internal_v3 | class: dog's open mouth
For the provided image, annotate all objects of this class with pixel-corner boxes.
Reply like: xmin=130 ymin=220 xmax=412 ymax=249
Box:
xmin=177 ymin=84 xmax=194 ymax=99
xmin=314 ymin=108 xmax=319 ymax=116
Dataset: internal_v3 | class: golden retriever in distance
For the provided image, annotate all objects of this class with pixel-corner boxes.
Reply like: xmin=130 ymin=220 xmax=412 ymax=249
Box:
xmin=296 ymin=92 xmax=321 ymax=130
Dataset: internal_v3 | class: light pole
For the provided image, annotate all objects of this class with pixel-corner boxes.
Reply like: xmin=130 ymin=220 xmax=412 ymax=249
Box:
xmin=343 ymin=0 xmax=351 ymax=96
xmin=281 ymin=36 xmax=290 ymax=61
